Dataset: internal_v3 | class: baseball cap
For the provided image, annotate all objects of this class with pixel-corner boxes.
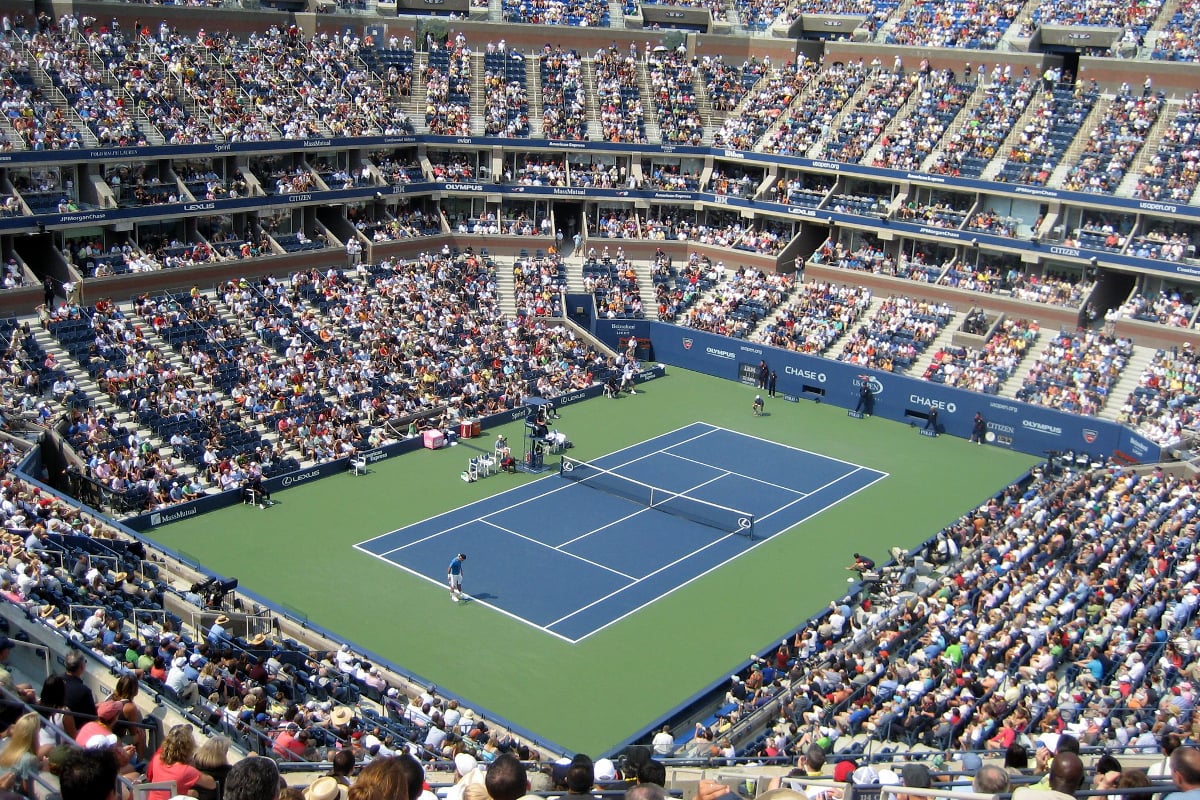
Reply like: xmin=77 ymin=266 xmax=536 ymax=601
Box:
xmin=833 ymin=760 xmax=857 ymax=783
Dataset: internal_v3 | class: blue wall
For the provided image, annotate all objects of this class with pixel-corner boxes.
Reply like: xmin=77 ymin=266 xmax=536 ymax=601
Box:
xmin=595 ymin=320 xmax=1162 ymax=463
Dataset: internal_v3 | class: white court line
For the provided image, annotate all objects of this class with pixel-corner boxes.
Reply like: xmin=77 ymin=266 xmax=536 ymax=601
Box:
xmin=556 ymin=505 xmax=657 ymax=548
xmin=355 ymin=420 xmax=892 ymax=644
xmin=351 ymin=541 xmax=577 ymax=645
xmin=545 ymin=526 xmax=739 ymax=628
xmin=706 ymin=423 xmax=877 ymax=470
xmin=355 ymin=420 xmax=718 ymax=550
xmin=480 ymin=520 xmax=637 ymax=580
xmin=565 ymin=465 xmax=891 ymax=643
xmin=556 ymin=461 xmax=752 ymax=551
xmin=757 ymin=465 xmax=886 ymax=524
xmin=550 ymin=466 xmax=876 ymax=629
xmin=371 ymin=423 xmax=721 ymax=558
xmin=663 ymin=451 xmax=810 ymax=496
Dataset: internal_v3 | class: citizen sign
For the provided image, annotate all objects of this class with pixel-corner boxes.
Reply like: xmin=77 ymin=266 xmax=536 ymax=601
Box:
xmin=784 ymin=366 xmax=826 ymax=382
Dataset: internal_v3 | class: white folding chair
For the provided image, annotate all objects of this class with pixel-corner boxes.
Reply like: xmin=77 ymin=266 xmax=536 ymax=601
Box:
xmin=350 ymin=454 xmax=367 ymax=476
xmin=478 ymin=452 xmax=496 ymax=476
xmin=463 ymin=458 xmax=480 ymax=482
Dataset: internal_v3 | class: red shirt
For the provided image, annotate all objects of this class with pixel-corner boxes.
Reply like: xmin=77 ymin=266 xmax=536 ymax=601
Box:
xmin=146 ymin=753 xmax=204 ymax=800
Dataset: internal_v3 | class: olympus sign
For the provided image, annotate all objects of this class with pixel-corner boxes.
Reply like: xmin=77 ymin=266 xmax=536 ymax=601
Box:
xmin=445 ymin=183 xmax=484 ymax=191
xmin=909 ymin=395 xmax=956 ymax=413
xmin=705 ymin=346 xmax=736 ymax=360
xmin=1021 ymin=420 xmax=1062 ymax=436
xmin=784 ymin=366 xmax=826 ymax=382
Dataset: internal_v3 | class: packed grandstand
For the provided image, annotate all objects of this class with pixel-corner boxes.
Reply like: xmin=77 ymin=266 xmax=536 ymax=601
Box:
xmin=0 ymin=0 xmax=1198 ymax=798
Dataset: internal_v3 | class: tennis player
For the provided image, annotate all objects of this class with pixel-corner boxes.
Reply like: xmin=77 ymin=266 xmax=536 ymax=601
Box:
xmin=448 ymin=553 xmax=467 ymax=602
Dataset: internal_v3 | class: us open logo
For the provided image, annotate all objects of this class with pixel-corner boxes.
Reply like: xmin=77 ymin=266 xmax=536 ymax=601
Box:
xmin=682 ymin=338 xmax=693 ymax=350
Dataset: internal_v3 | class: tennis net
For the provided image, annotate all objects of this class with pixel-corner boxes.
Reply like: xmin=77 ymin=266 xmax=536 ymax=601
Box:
xmin=558 ymin=456 xmax=754 ymax=539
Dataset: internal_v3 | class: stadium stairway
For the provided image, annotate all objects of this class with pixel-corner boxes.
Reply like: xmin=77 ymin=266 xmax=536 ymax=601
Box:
xmin=1046 ymin=97 xmax=1111 ymax=189
xmin=978 ymin=93 xmax=1044 ymax=182
xmin=874 ymin=0 xmax=920 ymax=45
xmin=607 ymin=0 xmax=626 ymax=28
xmin=1118 ymin=96 xmax=1179 ymax=197
xmin=991 ymin=329 xmax=1042 ymax=397
xmin=488 ymin=0 xmax=503 ymax=19
xmin=909 ymin=312 xmax=962 ymax=378
xmin=582 ymin=59 xmax=603 ymax=141
xmin=497 ymin=258 xmax=520 ymax=318
xmin=1099 ymin=342 xmax=1158 ymax=421
xmin=636 ymin=63 xmax=664 ymax=145
xmin=470 ymin=54 xmax=488 ymax=137
xmin=527 ymin=59 xmax=544 ymax=127
xmin=691 ymin=78 xmax=716 ymax=145
xmin=116 ymin=299 xmax=292 ymax=465
xmin=29 ymin=324 xmax=202 ymax=488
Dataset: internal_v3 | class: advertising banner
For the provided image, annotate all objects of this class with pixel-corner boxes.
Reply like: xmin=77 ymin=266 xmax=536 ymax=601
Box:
xmin=639 ymin=322 xmax=1160 ymax=462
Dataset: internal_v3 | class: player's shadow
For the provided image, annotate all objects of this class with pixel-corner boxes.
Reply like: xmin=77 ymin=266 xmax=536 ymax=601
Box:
xmin=469 ymin=592 xmax=497 ymax=602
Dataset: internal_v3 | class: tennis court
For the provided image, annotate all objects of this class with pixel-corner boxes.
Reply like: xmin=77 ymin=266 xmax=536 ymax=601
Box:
xmin=355 ymin=422 xmax=888 ymax=642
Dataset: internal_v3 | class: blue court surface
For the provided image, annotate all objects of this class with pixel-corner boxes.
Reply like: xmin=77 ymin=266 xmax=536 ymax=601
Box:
xmin=355 ymin=423 xmax=888 ymax=642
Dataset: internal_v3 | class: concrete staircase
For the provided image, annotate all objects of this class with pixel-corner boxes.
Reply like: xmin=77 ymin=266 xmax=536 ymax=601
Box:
xmin=1099 ymin=343 xmax=1157 ymax=421
xmin=497 ymin=257 xmax=519 ymax=317
xmin=29 ymin=326 xmax=200 ymax=484
xmin=607 ymin=0 xmax=627 ymax=27
xmin=909 ymin=315 xmax=961 ymax=379
xmin=1117 ymin=96 xmax=1180 ymax=197
xmin=1046 ymin=96 xmax=1111 ymax=189
xmin=992 ymin=332 xmax=1042 ymax=397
